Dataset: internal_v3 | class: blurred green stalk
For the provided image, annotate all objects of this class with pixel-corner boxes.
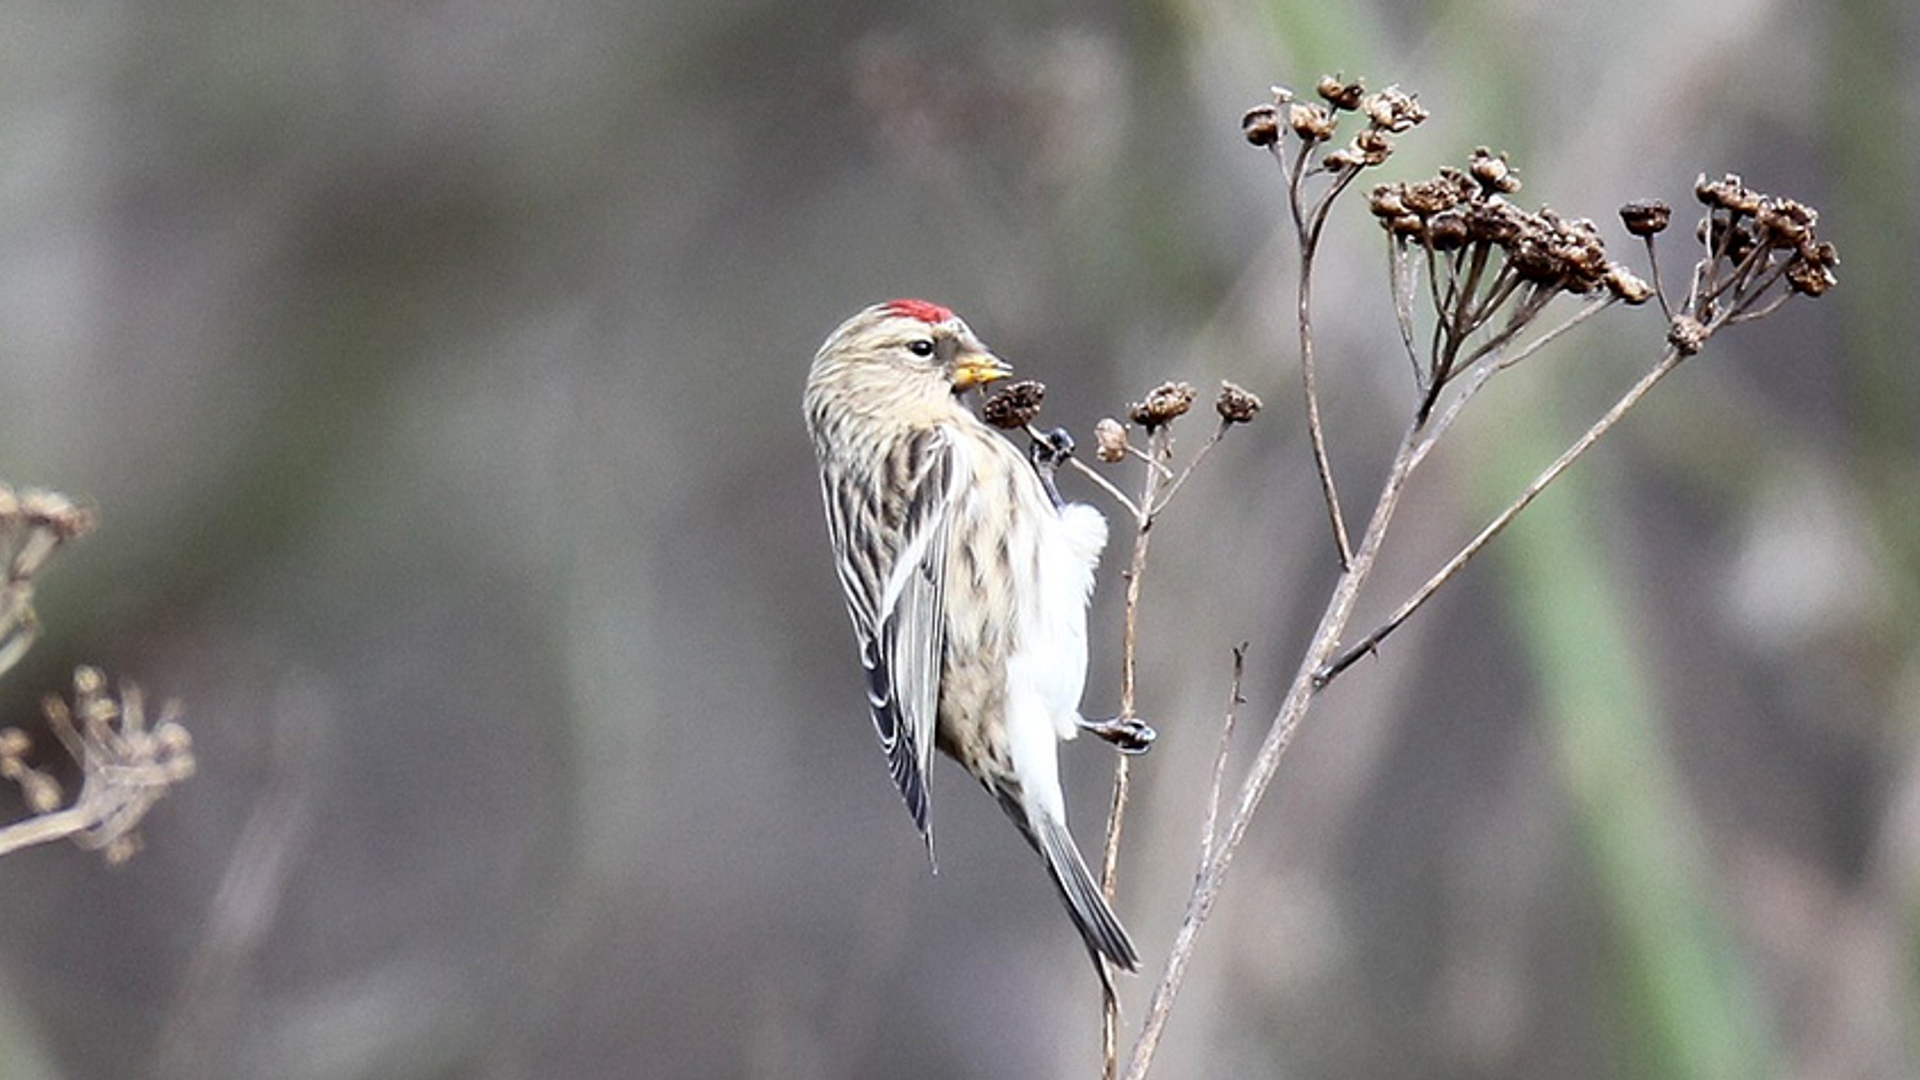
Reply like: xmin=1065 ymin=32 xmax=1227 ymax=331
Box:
xmin=1481 ymin=414 xmax=1776 ymax=1079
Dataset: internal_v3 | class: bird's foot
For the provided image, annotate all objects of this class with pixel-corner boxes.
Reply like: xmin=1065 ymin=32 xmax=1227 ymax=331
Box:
xmin=1028 ymin=427 xmax=1075 ymax=509
xmin=1078 ymin=715 xmax=1156 ymax=754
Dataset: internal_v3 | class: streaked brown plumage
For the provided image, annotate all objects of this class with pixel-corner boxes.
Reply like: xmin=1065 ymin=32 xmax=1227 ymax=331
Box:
xmin=804 ymin=299 xmax=1139 ymax=983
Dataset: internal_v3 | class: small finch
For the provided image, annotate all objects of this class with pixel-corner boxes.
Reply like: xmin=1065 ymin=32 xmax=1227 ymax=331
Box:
xmin=805 ymin=299 xmax=1141 ymax=984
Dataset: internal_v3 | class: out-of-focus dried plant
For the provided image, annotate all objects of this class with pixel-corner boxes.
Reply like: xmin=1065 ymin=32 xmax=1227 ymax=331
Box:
xmin=0 ymin=482 xmax=194 ymax=862
xmin=0 ymin=484 xmax=95 ymax=680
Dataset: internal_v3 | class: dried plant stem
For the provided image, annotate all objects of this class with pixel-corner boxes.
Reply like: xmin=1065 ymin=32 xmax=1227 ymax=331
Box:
xmin=1280 ymin=145 xmax=1357 ymax=569
xmin=1046 ymin=436 xmax=1144 ymax=519
xmin=1101 ymin=423 xmax=1173 ymax=1080
xmin=1199 ymin=647 xmax=1248 ymax=867
xmin=1407 ymin=295 xmax=1616 ymax=474
xmin=1123 ymin=419 xmax=1424 ymax=1080
xmin=1317 ymin=344 xmax=1686 ymax=687
xmin=0 ymin=804 xmax=117 ymax=858
xmin=1153 ymin=421 xmax=1229 ymax=514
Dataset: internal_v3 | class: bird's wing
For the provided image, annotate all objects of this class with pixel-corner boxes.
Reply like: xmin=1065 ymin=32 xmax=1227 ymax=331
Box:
xmin=822 ymin=425 xmax=961 ymax=845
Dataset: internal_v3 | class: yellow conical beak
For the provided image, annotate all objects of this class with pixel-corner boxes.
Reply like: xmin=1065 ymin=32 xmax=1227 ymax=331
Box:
xmin=951 ymin=352 xmax=1012 ymax=390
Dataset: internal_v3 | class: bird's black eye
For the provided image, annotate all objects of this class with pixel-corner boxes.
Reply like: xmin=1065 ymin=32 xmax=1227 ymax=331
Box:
xmin=906 ymin=339 xmax=935 ymax=358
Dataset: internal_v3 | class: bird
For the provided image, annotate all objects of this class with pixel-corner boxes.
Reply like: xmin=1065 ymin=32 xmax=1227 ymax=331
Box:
xmin=804 ymin=298 xmax=1145 ymax=988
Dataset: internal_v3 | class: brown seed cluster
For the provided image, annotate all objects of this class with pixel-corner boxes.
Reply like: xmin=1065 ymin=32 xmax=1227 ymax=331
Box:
xmin=1128 ymin=381 xmax=1196 ymax=429
xmin=1369 ymin=157 xmax=1653 ymax=304
xmin=1694 ymin=173 xmax=1838 ymax=298
xmin=1619 ymin=200 xmax=1672 ymax=237
xmin=1216 ymin=381 xmax=1263 ymax=424
xmin=982 ymin=379 xmax=1047 ymax=429
xmin=1243 ymin=75 xmax=1427 ymax=172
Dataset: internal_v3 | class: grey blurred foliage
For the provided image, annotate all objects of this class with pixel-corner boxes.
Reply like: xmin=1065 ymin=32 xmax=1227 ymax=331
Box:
xmin=0 ymin=1 xmax=1913 ymax=1078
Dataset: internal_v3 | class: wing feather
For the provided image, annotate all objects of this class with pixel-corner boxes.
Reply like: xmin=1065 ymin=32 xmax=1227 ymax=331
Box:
xmin=822 ymin=426 xmax=961 ymax=844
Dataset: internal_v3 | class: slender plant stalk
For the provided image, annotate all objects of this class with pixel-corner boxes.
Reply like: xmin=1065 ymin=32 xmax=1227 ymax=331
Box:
xmin=1317 ymin=345 xmax=1686 ymax=686
xmin=1100 ymin=422 xmax=1173 ymax=1080
xmin=1407 ymin=295 xmax=1615 ymax=474
xmin=0 ymin=805 xmax=108 ymax=858
xmin=1122 ymin=419 xmax=1425 ymax=1079
xmin=1198 ymin=647 xmax=1249 ymax=867
xmin=1282 ymin=147 xmax=1357 ymax=568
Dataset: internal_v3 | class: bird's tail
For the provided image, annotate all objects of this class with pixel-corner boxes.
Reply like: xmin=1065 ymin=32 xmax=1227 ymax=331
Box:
xmin=998 ymin=792 xmax=1140 ymax=979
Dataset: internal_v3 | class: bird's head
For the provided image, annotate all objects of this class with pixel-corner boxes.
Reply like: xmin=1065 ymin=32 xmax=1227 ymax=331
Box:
xmin=809 ymin=300 xmax=1012 ymax=415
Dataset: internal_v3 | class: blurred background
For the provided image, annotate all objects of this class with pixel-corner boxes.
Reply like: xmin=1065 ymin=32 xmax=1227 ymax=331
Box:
xmin=0 ymin=0 xmax=1913 ymax=1077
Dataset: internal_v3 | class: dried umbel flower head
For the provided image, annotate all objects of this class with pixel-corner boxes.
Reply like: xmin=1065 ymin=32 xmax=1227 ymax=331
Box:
xmin=1244 ymin=75 xmax=1425 ymax=176
xmin=1786 ymin=244 xmax=1839 ymax=297
xmin=1361 ymin=85 xmax=1427 ymax=133
xmin=1695 ymin=173 xmax=1763 ymax=216
xmin=1216 ymin=381 xmax=1263 ymax=424
xmin=1353 ymin=129 xmax=1395 ymax=166
xmin=1619 ymin=200 xmax=1672 ymax=237
xmin=1242 ymin=103 xmax=1282 ymax=147
xmin=1603 ymin=263 xmax=1656 ymax=305
xmin=1756 ymin=197 xmax=1817 ymax=247
xmin=1687 ymin=174 xmax=1839 ymax=309
xmin=1287 ymin=101 xmax=1337 ymax=143
xmin=1128 ymin=382 xmax=1196 ymax=429
xmin=0 ymin=667 xmax=195 ymax=863
xmin=1316 ymin=74 xmax=1366 ymax=111
xmin=982 ymin=379 xmax=1046 ymax=429
xmin=1094 ymin=418 xmax=1129 ymax=462
xmin=1468 ymin=147 xmax=1521 ymax=195
xmin=1375 ymin=154 xmax=1627 ymax=297
xmin=0 ymin=483 xmax=100 ymax=681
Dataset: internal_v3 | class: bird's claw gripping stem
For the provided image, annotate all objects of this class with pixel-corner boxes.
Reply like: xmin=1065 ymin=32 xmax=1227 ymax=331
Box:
xmin=1078 ymin=715 xmax=1156 ymax=754
xmin=1028 ymin=427 xmax=1076 ymax=509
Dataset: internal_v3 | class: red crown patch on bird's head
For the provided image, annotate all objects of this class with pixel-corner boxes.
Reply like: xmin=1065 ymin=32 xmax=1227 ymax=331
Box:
xmin=884 ymin=298 xmax=956 ymax=325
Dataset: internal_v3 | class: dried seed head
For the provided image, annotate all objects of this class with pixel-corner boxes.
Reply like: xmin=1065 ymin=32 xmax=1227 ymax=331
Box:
xmin=1316 ymin=74 xmax=1366 ymax=111
xmin=1426 ymin=209 xmax=1471 ymax=250
xmin=1468 ymin=147 xmax=1521 ymax=194
xmin=1603 ymin=263 xmax=1656 ymax=304
xmin=1094 ymin=418 xmax=1129 ymax=462
xmin=1387 ymin=213 xmax=1425 ymax=238
xmin=1786 ymin=256 xmax=1837 ymax=297
xmin=1361 ymin=85 xmax=1427 ymax=132
xmin=1368 ymin=183 xmax=1407 ymax=219
xmin=1352 ymin=128 xmax=1394 ymax=166
xmin=1216 ymin=381 xmax=1263 ymax=424
xmin=1286 ymin=102 xmax=1337 ymax=142
xmin=1322 ymin=146 xmax=1363 ymax=171
xmin=1242 ymin=104 xmax=1282 ymax=147
xmin=1400 ymin=171 xmax=1472 ymax=215
xmin=1128 ymin=381 xmax=1196 ymax=428
xmin=1696 ymin=173 xmax=1762 ymax=216
xmin=982 ymin=379 xmax=1046 ymax=429
xmin=1465 ymin=199 xmax=1525 ymax=245
xmin=1619 ymin=199 xmax=1672 ymax=236
xmin=1757 ymin=197 xmax=1817 ymax=246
